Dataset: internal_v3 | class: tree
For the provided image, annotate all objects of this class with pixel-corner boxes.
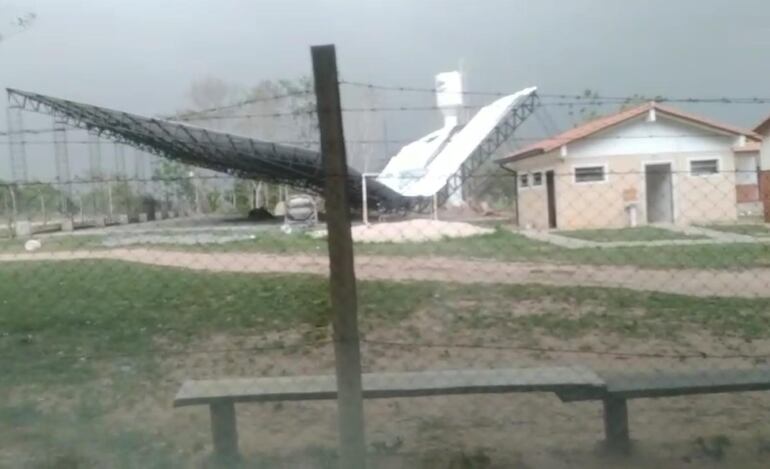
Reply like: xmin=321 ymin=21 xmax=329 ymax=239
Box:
xmin=568 ymin=89 xmax=667 ymax=126
xmin=152 ymin=160 xmax=196 ymax=212
xmin=187 ymin=77 xmax=234 ymax=110
xmin=0 ymin=11 xmax=36 ymax=44
xmin=567 ymin=89 xmax=603 ymax=125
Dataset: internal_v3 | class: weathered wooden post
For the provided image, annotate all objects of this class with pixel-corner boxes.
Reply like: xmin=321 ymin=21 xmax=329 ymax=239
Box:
xmin=311 ymin=44 xmax=368 ymax=469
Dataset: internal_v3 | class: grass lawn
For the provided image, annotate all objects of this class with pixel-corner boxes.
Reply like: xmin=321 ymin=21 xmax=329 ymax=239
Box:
xmin=184 ymin=227 xmax=770 ymax=269
xmin=0 ymin=234 xmax=104 ymax=253
xmin=705 ymin=224 xmax=770 ymax=237
xmin=2 ymin=259 xmax=770 ymax=384
xmin=4 ymin=225 xmax=770 ymax=270
xmin=554 ymin=226 xmax=705 ymax=243
xmin=2 ymin=259 xmax=770 ymax=466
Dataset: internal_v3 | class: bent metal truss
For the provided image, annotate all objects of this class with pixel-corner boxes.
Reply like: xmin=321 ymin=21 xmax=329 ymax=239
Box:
xmin=6 ymin=88 xmax=538 ymax=212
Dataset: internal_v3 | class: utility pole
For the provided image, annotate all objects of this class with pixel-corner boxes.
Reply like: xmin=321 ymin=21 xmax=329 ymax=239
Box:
xmin=311 ymin=44 xmax=367 ymax=469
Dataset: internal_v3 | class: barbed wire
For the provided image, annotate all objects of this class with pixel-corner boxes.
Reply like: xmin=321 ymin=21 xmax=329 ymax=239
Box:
xmin=0 ymin=338 xmax=333 ymax=362
xmin=0 ymin=169 xmax=762 ymax=189
xmin=339 ymin=79 xmax=770 ymax=104
xmin=361 ymin=339 xmax=770 ymax=361
xmin=0 ymin=132 xmax=761 ymax=145
xmin=162 ymin=89 xmax=314 ymax=121
xmin=0 ymin=337 xmax=765 ymax=363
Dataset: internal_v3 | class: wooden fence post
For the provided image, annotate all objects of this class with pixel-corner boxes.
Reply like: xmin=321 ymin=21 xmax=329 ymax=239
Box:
xmin=311 ymin=44 xmax=367 ymax=469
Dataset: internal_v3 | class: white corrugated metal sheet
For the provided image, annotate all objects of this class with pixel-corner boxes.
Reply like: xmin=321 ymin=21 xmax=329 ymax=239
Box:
xmin=376 ymin=86 xmax=537 ymax=197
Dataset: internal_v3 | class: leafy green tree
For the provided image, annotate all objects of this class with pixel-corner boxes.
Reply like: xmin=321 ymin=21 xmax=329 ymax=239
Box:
xmin=0 ymin=11 xmax=36 ymax=44
xmin=152 ymin=161 xmax=196 ymax=211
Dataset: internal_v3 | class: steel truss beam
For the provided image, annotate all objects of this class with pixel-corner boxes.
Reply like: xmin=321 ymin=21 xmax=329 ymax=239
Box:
xmin=413 ymin=92 xmax=540 ymax=212
xmin=6 ymin=87 xmax=403 ymax=210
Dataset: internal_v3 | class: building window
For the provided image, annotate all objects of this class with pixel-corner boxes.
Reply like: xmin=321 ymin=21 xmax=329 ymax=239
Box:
xmin=574 ymin=165 xmax=606 ymax=183
xmin=532 ymin=172 xmax=543 ymax=186
xmin=690 ymin=159 xmax=719 ymax=176
xmin=519 ymin=173 xmax=529 ymax=188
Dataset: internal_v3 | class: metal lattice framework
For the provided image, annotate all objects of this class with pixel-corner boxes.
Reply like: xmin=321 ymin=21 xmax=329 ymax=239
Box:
xmin=6 ymin=88 xmax=539 ymax=213
xmin=418 ymin=92 xmax=540 ymax=211
xmin=5 ymin=103 xmax=29 ymax=183
xmin=6 ymin=88 xmax=404 ymax=210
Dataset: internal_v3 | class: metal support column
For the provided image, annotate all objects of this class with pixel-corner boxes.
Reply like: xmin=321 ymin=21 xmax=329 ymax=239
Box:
xmin=6 ymin=105 xmax=28 ymax=183
xmin=52 ymin=119 xmax=71 ymax=215
xmin=114 ymin=143 xmax=126 ymax=179
xmin=88 ymin=132 xmax=104 ymax=215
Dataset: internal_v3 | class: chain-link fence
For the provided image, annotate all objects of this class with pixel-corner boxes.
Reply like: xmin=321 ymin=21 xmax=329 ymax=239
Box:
xmin=2 ymin=163 xmax=770 ymax=468
xmin=3 ymin=46 xmax=770 ymax=467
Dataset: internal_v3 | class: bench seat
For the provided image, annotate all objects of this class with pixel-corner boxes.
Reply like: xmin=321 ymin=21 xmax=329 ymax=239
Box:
xmin=558 ymin=366 xmax=770 ymax=452
xmin=174 ymin=366 xmax=604 ymax=460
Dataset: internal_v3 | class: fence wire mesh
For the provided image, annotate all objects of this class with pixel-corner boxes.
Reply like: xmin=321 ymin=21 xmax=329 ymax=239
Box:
xmin=2 ymin=164 xmax=770 ymax=468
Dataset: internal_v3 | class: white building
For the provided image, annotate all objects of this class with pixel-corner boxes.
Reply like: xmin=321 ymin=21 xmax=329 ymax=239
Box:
xmin=496 ymin=102 xmax=762 ymax=230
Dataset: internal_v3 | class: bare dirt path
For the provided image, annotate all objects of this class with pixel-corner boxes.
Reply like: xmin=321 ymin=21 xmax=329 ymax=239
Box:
xmin=1 ymin=248 xmax=769 ymax=298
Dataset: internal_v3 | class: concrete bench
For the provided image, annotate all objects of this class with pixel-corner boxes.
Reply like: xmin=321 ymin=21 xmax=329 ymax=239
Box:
xmin=174 ymin=366 xmax=604 ymax=461
xmin=557 ymin=366 xmax=770 ymax=452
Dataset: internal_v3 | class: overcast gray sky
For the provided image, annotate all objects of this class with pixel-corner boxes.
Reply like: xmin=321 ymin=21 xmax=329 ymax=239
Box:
xmin=2 ymin=0 xmax=770 ymax=179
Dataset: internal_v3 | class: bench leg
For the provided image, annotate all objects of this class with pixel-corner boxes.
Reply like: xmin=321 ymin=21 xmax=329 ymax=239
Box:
xmin=210 ymin=401 xmax=239 ymax=463
xmin=603 ymin=396 xmax=630 ymax=453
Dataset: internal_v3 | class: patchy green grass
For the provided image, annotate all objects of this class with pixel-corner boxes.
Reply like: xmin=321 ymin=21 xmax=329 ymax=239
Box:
xmin=554 ymin=226 xmax=705 ymax=243
xmin=5 ymin=227 xmax=770 ymax=269
xmin=447 ymin=283 xmax=770 ymax=340
xmin=0 ymin=399 xmax=180 ymax=468
xmin=705 ymin=224 xmax=770 ymax=237
xmin=0 ymin=260 xmax=426 ymax=385
xmin=2 ymin=259 xmax=770 ymax=466
xmin=2 ymin=259 xmax=770 ymax=385
xmin=355 ymin=229 xmax=770 ymax=269
xmin=0 ymin=234 xmax=104 ymax=253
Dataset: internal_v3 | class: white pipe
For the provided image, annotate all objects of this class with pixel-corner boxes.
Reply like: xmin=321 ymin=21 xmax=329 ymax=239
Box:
xmin=361 ymin=173 xmax=379 ymax=226
xmin=362 ymin=174 xmax=368 ymax=225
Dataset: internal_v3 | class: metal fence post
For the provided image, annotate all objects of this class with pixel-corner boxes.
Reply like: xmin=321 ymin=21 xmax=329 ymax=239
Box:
xmin=311 ymin=44 xmax=367 ymax=469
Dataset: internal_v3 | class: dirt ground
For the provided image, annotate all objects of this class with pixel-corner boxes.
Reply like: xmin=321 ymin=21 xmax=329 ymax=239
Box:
xmin=3 ymin=248 xmax=770 ymax=467
xmin=3 ymin=247 xmax=770 ymax=298
xmin=140 ymin=330 xmax=770 ymax=467
xmin=6 ymin=303 xmax=770 ymax=468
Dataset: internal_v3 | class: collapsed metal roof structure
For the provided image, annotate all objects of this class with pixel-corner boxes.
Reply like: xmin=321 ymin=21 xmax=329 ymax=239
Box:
xmin=6 ymin=87 xmax=539 ymax=212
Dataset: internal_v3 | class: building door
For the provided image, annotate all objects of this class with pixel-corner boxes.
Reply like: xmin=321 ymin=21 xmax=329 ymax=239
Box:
xmin=546 ymin=170 xmax=557 ymax=228
xmin=645 ymin=163 xmax=674 ymax=224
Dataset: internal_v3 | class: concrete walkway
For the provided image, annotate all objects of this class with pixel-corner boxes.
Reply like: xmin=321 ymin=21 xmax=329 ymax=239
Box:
xmin=519 ymin=224 xmax=770 ymax=249
xmin=2 ymin=248 xmax=770 ymax=298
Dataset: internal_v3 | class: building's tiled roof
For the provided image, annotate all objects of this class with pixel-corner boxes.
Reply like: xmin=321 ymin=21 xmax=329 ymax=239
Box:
xmin=497 ymin=102 xmax=762 ymax=164
xmin=734 ymin=141 xmax=761 ymax=153
xmin=755 ymin=115 xmax=770 ymax=135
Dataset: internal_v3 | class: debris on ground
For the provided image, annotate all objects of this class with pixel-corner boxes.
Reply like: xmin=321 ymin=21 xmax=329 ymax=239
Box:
xmin=311 ymin=219 xmax=494 ymax=243
xmin=247 ymin=207 xmax=277 ymax=221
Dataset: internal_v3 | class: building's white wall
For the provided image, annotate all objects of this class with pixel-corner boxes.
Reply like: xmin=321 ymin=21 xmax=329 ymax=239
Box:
xmin=568 ymin=115 xmax=738 ymax=159
xmin=505 ymin=114 xmax=748 ymax=229
xmin=761 ymin=131 xmax=770 ymax=170
xmin=735 ymin=152 xmax=759 ymax=185
xmin=510 ymin=153 xmax=560 ymax=230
